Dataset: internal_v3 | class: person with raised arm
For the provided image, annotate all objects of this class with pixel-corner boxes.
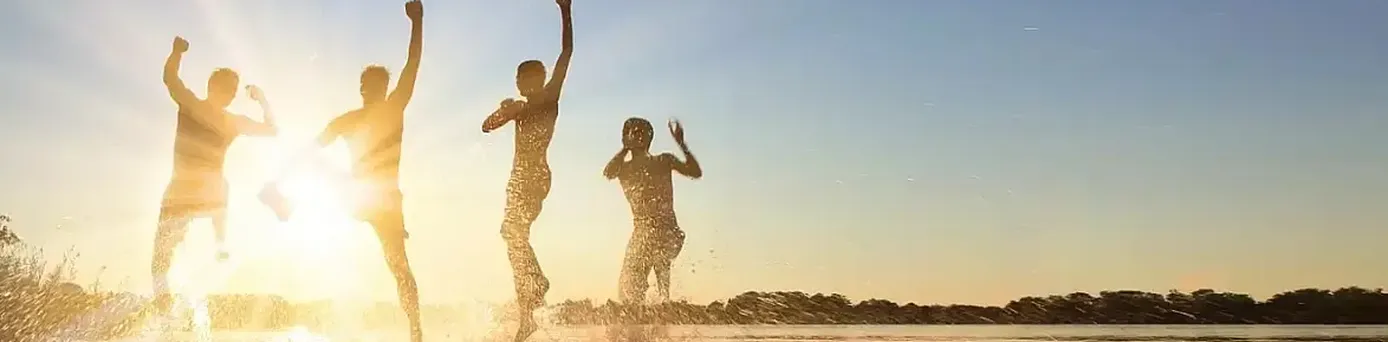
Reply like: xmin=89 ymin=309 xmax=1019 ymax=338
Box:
xmin=479 ymin=0 xmax=573 ymax=340
xmin=257 ymin=1 xmax=425 ymax=340
xmin=152 ymin=35 xmax=278 ymax=313
xmin=604 ymin=117 xmax=701 ymax=305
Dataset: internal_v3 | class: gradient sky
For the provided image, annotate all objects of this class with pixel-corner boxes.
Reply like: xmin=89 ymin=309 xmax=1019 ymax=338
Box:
xmin=1 ymin=0 xmax=1386 ymax=306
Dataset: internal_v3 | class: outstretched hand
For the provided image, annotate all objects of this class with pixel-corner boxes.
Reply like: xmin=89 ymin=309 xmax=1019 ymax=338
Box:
xmin=405 ymin=0 xmax=423 ymax=21
xmin=668 ymin=118 xmax=685 ymax=144
xmin=172 ymin=36 xmax=189 ymax=53
xmin=556 ymin=0 xmax=571 ymax=10
xmin=245 ymin=85 xmax=266 ymax=102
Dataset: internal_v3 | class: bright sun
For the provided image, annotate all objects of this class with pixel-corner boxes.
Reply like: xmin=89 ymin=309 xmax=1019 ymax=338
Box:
xmin=274 ymin=153 xmax=360 ymax=260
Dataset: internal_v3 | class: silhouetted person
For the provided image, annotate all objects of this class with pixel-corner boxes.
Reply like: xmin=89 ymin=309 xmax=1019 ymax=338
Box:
xmin=152 ymin=36 xmax=277 ymax=312
xmin=480 ymin=0 xmax=573 ymax=339
xmin=260 ymin=1 xmax=425 ymax=340
xmin=604 ymin=117 xmax=701 ymax=304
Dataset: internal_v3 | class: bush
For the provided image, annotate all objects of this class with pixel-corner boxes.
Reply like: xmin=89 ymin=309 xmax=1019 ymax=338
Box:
xmin=0 ymin=218 xmax=141 ymax=341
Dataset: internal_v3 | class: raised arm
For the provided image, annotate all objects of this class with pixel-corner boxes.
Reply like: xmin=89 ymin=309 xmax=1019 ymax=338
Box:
xmin=667 ymin=119 xmax=702 ymax=179
xmin=666 ymin=148 xmax=702 ymax=179
xmin=234 ymin=85 xmax=278 ymax=136
xmin=603 ymin=148 xmax=629 ymax=180
xmin=388 ymin=0 xmax=425 ymax=108
xmin=543 ymin=0 xmax=574 ymax=98
xmin=163 ymin=37 xmax=199 ymax=105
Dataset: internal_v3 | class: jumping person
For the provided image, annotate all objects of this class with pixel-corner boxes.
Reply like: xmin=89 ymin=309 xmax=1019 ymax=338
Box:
xmin=259 ymin=1 xmax=425 ymax=340
xmin=480 ymin=0 xmax=573 ymax=340
xmin=603 ymin=117 xmax=702 ymax=305
xmin=152 ymin=36 xmax=278 ymax=312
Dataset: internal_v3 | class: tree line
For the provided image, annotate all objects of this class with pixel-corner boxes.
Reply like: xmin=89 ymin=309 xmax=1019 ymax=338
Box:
xmin=552 ymin=288 xmax=1388 ymax=325
xmin=4 ymin=217 xmax=1388 ymax=339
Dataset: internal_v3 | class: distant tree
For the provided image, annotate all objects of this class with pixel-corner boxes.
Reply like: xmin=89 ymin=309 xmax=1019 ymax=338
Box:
xmin=546 ymin=288 xmax=1388 ymax=326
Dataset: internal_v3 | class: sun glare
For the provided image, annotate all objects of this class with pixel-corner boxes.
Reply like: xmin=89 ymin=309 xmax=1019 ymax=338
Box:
xmin=278 ymin=163 xmax=358 ymax=260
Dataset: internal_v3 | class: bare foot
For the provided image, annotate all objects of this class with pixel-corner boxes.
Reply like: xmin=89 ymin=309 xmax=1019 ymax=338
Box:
xmin=513 ymin=275 xmax=549 ymax=342
xmin=514 ymin=313 xmax=538 ymax=342
xmin=410 ymin=325 xmax=423 ymax=342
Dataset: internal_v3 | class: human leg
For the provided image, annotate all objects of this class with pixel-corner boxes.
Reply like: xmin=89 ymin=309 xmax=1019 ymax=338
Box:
xmin=653 ymin=259 xmax=672 ymax=303
xmin=211 ymin=210 xmax=229 ymax=261
xmin=151 ymin=208 xmax=190 ymax=314
xmin=656 ymin=227 xmax=685 ymax=302
xmin=500 ymin=172 xmax=551 ymax=342
xmin=369 ymin=195 xmax=422 ymax=342
xmin=617 ymin=227 xmax=655 ymax=305
xmin=210 ymin=178 xmax=230 ymax=261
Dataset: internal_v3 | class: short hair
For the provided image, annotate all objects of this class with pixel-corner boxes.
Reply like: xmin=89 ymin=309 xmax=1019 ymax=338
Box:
xmin=517 ymin=60 xmax=546 ymax=75
xmin=623 ymin=117 xmax=653 ymax=135
xmin=361 ymin=64 xmax=391 ymax=83
xmin=209 ymin=68 xmax=239 ymax=88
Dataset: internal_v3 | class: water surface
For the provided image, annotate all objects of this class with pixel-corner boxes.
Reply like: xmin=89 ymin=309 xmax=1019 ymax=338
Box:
xmin=104 ymin=325 xmax=1388 ymax=342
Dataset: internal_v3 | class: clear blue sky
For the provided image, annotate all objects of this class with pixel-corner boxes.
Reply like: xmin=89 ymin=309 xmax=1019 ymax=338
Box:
xmin=1 ymin=0 xmax=1385 ymax=306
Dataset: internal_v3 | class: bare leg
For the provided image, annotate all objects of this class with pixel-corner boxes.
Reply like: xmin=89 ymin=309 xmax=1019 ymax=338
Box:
xmin=374 ymin=215 xmax=422 ymax=342
xmin=501 ymin=174 xmax=551 ymax=342
xmin=211 ymin=210 xmax=229 ymax=262
xmin=653 ymin=259 xmax=672 ymax=303
xmin=502 ymin=214 xmax=547 ymax=342
xmin=151 ymin=215 xmax=190 ymax=314
xmin=655 ymin=227 xmax=685 ymax=304
xmin=617 ymin=229 xmax=652 ymax=305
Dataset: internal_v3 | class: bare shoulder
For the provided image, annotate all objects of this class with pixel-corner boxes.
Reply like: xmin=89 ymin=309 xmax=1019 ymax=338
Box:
xmin=658 ymin=153 xmax=680 ymax=167
xmin=322 ymin=109 xmax=361 ymax=131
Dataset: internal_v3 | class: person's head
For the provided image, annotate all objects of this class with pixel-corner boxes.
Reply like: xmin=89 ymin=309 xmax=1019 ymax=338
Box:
xmin=515 ymin=60 xmax=547 ymax=97
xmin=622 ymin=117 xmax=654 ymax=151
xmin=360 ymin=65 xmax=392 ymax=105
xmin=205 ymin=68 xmax=240 ymax=108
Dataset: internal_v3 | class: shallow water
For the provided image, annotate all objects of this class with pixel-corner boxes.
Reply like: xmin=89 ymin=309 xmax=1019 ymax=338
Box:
xmin=102 ymin=325 xmax=1388 ymax=342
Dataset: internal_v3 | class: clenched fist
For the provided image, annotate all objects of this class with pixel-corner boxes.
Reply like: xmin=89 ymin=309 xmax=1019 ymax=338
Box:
xmin=172 ymin=36 xmax=189 ymax=53
xmin=405 ymin=0 xmax=423 ymax=21
xmin=245 ymin=85 xmax=266 ymax=102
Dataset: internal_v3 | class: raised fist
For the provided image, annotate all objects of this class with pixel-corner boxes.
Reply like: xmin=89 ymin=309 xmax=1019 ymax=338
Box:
xmin=556 ymin=0 xmax=571 ymax=10
xmin=405 ymin=0 xmax=423 ymax=21
xmin=172 ymin=36 xmax=189 ymax=53
xmin=245 ymin=85 xmax=266 ymax=102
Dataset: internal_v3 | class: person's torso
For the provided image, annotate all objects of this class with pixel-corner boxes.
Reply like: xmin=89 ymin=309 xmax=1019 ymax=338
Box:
xmin=511 ymin=97 xmax=559 ymax=169
xmin=171 ymin=102 xmax=237 ymax=179
xmin=341 ymin=105 xmax=405 ymax=188
xmin=618 ymin=156 xmax=677 ymax=218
